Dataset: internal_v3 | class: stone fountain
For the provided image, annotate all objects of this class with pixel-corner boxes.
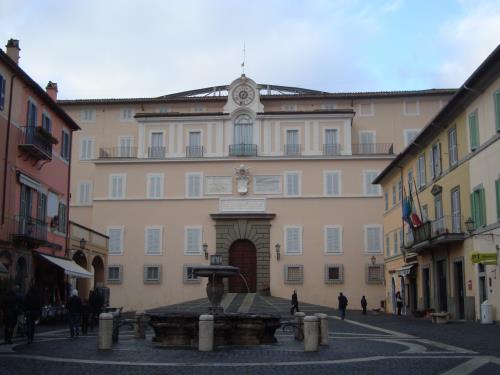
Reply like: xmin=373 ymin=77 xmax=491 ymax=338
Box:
xmin=148 ymin=257 xmax=281 ymax=348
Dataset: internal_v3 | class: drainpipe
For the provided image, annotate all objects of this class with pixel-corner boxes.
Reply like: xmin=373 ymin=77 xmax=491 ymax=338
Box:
xmin=1 ymin=74 xmax=16 ymax=225
xmin=64 ymin=130 xmax=73 ymax=259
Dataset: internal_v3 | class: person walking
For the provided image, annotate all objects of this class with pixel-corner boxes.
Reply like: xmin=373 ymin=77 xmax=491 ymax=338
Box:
xmin=361 ymin=296 xmax=367 ymax=315
xmin=2 ymin=289 xmax=18 ymax=344
xmin=290 ymin=290 xmax=300 ymax=315
xmin=24 ymin=285 xmax=42 ymax=344
xmin=338 ymin=292 xmax=348 ymax=320
xmin=396 ymin=291 xmax=403 ymax=316
xmin=67 ymin=289 xmax=82 ymax=338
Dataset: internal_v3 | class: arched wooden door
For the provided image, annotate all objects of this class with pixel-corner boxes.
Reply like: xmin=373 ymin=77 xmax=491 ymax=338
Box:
xmin=228 ymin=240 xmax=256 ymax=293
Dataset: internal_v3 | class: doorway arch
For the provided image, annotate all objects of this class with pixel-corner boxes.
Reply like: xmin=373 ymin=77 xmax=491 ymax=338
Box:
xmin=72 ymin=251 xmax=89 ymax=298
xmin=92 ymin=256 xmax=105 ymax=288
xmin=228 ymin=239 xmax=257 ymax=293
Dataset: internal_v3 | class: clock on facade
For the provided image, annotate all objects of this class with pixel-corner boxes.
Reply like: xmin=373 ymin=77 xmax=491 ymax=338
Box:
xmin=232 ymin=84 xmax=255 ymax=106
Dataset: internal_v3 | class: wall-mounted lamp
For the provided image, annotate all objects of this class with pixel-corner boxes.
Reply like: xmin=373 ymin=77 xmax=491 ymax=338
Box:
xmin=275 ymin=243 xmax=281 ymax=261
xmin=465 ymin=217 xmax=475 ymax=234
xmin=80 ymin=238 xmax=87 ymax=249
xmin=371 ymin=255 xmax=376 ymax=265
xmin=203 ymin=243 xmax=209 ymax=260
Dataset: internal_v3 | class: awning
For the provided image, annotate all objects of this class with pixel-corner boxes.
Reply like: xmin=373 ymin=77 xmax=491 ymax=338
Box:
xmin=0 ymin=262 xmax=8 ymax=274
xmin=40 ymin=254 xmax=93 ymax=279
xmin=18 ymin=172 xmax=45 ymax=193
xmin=397 ymin=265 xmax=415 ymax=277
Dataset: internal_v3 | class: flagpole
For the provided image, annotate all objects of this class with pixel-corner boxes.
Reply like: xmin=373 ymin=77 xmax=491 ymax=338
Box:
xmin=399 ymin=167 xmax=405 ymax=249
xmin=412 ymin=176 xmax=424 ymax=223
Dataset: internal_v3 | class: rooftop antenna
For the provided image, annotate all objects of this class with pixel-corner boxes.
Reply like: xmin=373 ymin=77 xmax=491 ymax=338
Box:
xmin=241 ymin=41 xmax=246 ymax=76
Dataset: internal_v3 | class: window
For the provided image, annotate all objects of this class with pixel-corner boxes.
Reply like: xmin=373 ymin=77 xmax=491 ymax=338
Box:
xmin=393 ymin=231 xmax=398 ymax=255
xmin=364 ymin=171 xmax=381 ymax=196
xmin=0 ymin=73 xmax=6 ymax=111
xmin=81 ymin=109 xmax=95 ymax=122
xmin=359 ymin=102 xmax=374 ymax=116
xmin=284 ymin=226 xmax=302 ymax=255
xmin=285 ymin=129 xmax=300 ymax=155
xmin=471 ymin=186 xmax=486 ymax=229
xmin=183 ymin=264 xmax=201 ymax=284
xmin=108 ymin=227 xmax=124 ymax=255
xmin=284 ymin=264 xmax=303 ymax=284
xmin=364 ymin=225 xmax=382 ymax=254
xmin=187 ymin=131 xmax=202 ymax=157
xmin=234 ymin=114 xmax=253 ymax=144
xmin=408 ymin=169 xmax=414 ymax=194
xmin=185 ymin=227 xmax=202 ymax=255
xmin=495 ymin=91 xmax=500 ymax=133
xmin=468 ymin=110 xmax=479 ymax=151
xmin=80 ymin=137 xmax=94 ymax=160
xmin=119 ymin=137 xmax=134 ymax=157
xmin=186 ymin=172 xmax=202 ymax=198
xmin=57 ymin=203 xmax=67 ymax=233
xmin=422 ymin=204 xmax=429 ymax=222
xmin=366 ymin=264 xmax=384 ymax=284
xmin=107 ymin=265 xmax=122 ymax=283
xmin=324 ymin=171 xmax=341 ymax=196
xmin=403 ymin=101 xmax=420 ymax=116
xmin=284 ymin=171 xmax=301 ymax=197
xmin=61 ymin=130 xmax=70 ymax=161
xmin=145 ymin=226 xmax=163 ymax=255
xmin=27 ymin=100 xmax=37 ymax=127
xmin=109 ymin=174 xmax=126 ymax=199
xmin=417 ymin=154 xmax=426 ymax=188
xmin=397 ymin=180 xmax=402 ymax=202
xmin=392 ymin=184 xmax=397 ymax=205
xmin=254 ymin=176 xmax=281 ymax=194
xmin=42 ymin=113 xmax=52 ymax=133
xmin=385 ymin=236 xmax=390 ymax=256
xmin=147 ymin=174 xmax=164 ymax=199
xmin=430 ymin=143 xmax=441 ymax=179
xmin=495 ymin=177 xmax=500 ymax=221
xmin=77 ymin=181 xmax=92 ymax=205
xmin=384 ymin=191 xmax=388 ymax=211
xmin=144 ymin=265 xmax=161 ymax=284
xmin=37 ymin=193 xmax=47 ymax=223
xmin=404 ymin=129 xmax=420 ymax=147
xmin=359 ymin=131 xmax=375 ymax=153
xmin=324 ymin=129 xmax=340 ymax=154
xmin=445 ymin=127 xmax=458 ymax=168
xmin=434 ymin=193 xmax=444 ymax=234
xmin=325 ymin=264 xmax=344 ymax=284
xmin=451 ymin=187 xmax=461 ymax=233
xmin=120 ymin=108 xmax=134 ymax=121
xmin=324 ymin=226 xmax=342 ymax=254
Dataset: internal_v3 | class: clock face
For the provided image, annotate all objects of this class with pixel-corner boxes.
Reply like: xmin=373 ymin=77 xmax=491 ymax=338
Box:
xmin=232 ymin=84 xmax=255 ymax=106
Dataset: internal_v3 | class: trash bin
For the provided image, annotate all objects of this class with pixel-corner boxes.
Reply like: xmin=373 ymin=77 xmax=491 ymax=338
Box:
xmin=481 ymin=301 xmax=493 ymax=324
xmin=104 ymin=307 xmax=122 ymax=342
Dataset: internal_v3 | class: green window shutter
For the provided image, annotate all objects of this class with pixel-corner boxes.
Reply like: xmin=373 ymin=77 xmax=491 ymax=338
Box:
xmin=495 ymin=92 xmax=500 ymax=133
xmin=478 ymin=188 xmax=486 ymax=227
xmin=496 ymin=179 xmax=500 ymax=221
xmin=471 ymin=192 xmax=478 ymax=229
xmin=469 ymin=112 xmax=479 ymax=151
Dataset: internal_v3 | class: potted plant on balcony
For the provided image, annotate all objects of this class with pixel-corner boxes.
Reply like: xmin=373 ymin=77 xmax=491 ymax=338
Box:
xmin=36 ymin=127 xmax=58 ymax=145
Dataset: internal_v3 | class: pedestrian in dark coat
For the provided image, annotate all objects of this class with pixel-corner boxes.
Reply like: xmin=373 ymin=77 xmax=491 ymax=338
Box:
xmin=89 ymin=289 xmax=103 ymax=331
xmin=81 ymin=298 xmax=91 ymax=335
xmin=24 ymin=285 xmax=42 ymax=344
xmin=361 ymin=296 xmax=367 ymax=315
xmin=66 ymin=289 xmax=82 ymax=338
xmin=290 ymin=290 xmax=300 ymax=315
xmin=396 ymin=291 xmax=403 ymax=316
xmin=2 ymin=290 xmax=18 ymax=344
xmin=338 ymin=292 xmax=348 ymax=320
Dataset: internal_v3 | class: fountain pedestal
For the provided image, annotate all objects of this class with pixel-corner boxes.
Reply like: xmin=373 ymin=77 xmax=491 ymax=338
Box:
xmin=206 ymin=276 xmax=225 ymax=314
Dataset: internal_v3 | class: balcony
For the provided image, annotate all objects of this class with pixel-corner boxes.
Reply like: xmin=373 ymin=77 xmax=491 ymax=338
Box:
xmin=11 ymin=215 xmax=47 ymax=246
xmin=352 ymin=143 xmax=394 ymax=155
xmin=284 ymin=144 xmax=301 ymax=156
xmin=404 ymin=215 xmax=466 ymax=251
xmin=18 ymin=127 xmax=52 ymax=160
xmin=229 ymin=144 xmax=257 ymax=157
xmin=148 ymin=146 xmax=167 ymax=159
xmin=323 ymin=143 xmax=342 ymax=156
xmin=99 ymin=147 xmax=138 ymax=159
xmin=186 ymin=145 xmax=204 ymax=158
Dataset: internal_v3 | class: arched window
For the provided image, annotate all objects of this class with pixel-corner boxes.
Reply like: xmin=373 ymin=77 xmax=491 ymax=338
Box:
xmin=234 ymin=115 xmax=253 ymax=145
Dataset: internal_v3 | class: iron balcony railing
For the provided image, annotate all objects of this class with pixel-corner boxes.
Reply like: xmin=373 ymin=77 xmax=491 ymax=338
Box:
xmin=404 ymin=215 xmax=464 ymax=248
xmin=352 ymin=143 xmax=394 ymax=155
xmin=229 ymin=144 xmax=257 ymax=157
xmin=18 ymin=126 xmax=52 ymax=160
xmin=99 ymin=147 xmax=138 ymax=159
xmin=284 ymin=144 xmax=301 ymax=156
xmin=148 ymin=146 xmax=167 ymax=159
xmin=186 ymin=145 xmax=204 ymax=158
xmin=323 ymin=143 xmax=342 ymax=156
xmin=11 ymin=215 xmax=47 ymax=243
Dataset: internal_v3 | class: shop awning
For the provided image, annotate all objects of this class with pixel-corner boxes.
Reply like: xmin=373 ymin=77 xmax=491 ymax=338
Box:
xmin=40 ymin=254 xmax=93 ymax=279
xmin=0 ymin=262 xmax=8 ymax=274
xmin=397 ymin=265 xmax=415 ymax=277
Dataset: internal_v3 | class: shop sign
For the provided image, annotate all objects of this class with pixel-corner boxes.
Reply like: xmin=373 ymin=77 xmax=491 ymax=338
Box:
xmin=471 ymin=252 xmax=497 ymax=265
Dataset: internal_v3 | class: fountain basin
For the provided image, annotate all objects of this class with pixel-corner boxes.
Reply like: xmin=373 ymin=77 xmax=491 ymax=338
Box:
xmin=148 ymin=312 xmax=281 ymax=347
xmin=191 ymin=265 xmax=239 ymax=277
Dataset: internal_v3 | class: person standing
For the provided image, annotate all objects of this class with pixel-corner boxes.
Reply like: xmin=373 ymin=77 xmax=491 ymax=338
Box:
xmin=396 ymin=291 xmax=403 ymax=316
xmin=338 ymin=292 xmax=348 ymax=320
xmin=290 ymin=290 xmax=300 ymax=315
xmin=67 ymin=289 xmax=82 ymax=338
xmin=89 ymin=289 xmax=103 ymax=331
xmin=361 ymin=296 xmax=367 ymax=315
xmin=2 ymin=289 xmax=18 ymax=344
xmin=24 ymin=285 xmax=42 ymax=344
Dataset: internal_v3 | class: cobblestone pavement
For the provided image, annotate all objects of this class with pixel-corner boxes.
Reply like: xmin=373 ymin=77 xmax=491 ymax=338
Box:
xmin=1 ymin=294 xmax=500 ymax=374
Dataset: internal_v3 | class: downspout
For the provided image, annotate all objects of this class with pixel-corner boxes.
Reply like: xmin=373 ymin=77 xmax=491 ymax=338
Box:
xmin=1 ymin=74 xmax=16 ymax=225
xmin=64 ymin=129 xmax=73 ymax=259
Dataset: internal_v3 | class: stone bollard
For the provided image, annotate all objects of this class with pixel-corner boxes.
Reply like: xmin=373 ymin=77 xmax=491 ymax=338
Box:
xmin=199 ymin=314 xmax=214 ymax=352
xmin=303 ymin=316 xmax=319 ymax=352
xmin=294 ymin=312 xmax=306 ymax=341
xmin=134 ymin=311 xmax=146 ymax=339
xmin=314 ymin=313 xmax=329 ymax=346
xmin=98 ymin=313 xmax=113 ymax=350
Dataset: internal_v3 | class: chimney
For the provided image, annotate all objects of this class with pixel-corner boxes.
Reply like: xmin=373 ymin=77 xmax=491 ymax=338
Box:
xmin=46 ymin=81 xmax=58 ymax=101
xmin=6 ymin=39 xmax=20 ymax=64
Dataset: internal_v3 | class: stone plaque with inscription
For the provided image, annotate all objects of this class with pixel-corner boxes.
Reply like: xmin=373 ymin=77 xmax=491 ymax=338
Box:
xmin=254 ymin=175 xmax=281 ymax=194
xmin=205 ymin=176 xmax=232 ymax=195
xmin=219 ymin=198 xmax=266 ymax=212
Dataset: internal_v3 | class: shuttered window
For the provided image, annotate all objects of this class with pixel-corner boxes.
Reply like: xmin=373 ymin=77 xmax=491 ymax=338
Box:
xmin=109 ymin=174 xmax=125 ymax=198
xmin=234 ymin=115 xmax=253 ymax=144
xmin=324 ymin=171 xmax=341 ymax=196
xmin=186 ymin=173 xmax=202 ymax=198
xmin=385 ymin=236 xmax=390 ymax=256
xmin=119 ymin=137 xmax=134 ymax=157
xmin=285 ymin=171 xmax=301 ymax=197
xmin=448 ymin=127 xmax=458 ymax=167
xmin=185 ymin=227 xmax=202 ymax=255
xmin=495 ymin=91 xmax=500 ymax=133
xmin=393 ymin=231 xmax=398 ymax=255
xmin=77 ymin=182 xmax=92 ymax=205
xmin=42 ymin=113 xmax=52 ymax=133
xmin=147 ymin=174 xmax=164 ymax=199
xmin=392 ymin=184 xmax=397 ymax=205
xmin=61 ymin=130 xmax=70 ymax=160
xmin=58 ymin=203 xmax=67 ymax=233
xmin=0 ymin=74 xmax=6 ymax=111
xmin=365 ymin=225 xmax=382 ymax=254
xmin=108 ymin=227 xmax=123 ymax=255
xmin=80 ymin=138 xmax=94 ymax=160
xmin=285 ymin=226 xmax=302 ymax=255
xmin=417 ymin=154 xmax=426 ymax=188
xmin=471 ymin=187 xmax=487 ymax=229
xmin=430 ymin=143 xmax=441 ymax=179
xmin=324 ymin=226 xmax=342 ymax=254
xmin=27 ymin=100 xmax=37 ymax=127
xmin=468 ymin=110 xmax=479 ymax=151
xmin=364 ymin=171 xmax=381 ymax=196
xmin=145 ymin=227 xmax=162 ymax=255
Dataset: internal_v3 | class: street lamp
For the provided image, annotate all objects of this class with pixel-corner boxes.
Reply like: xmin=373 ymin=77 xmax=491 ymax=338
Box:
xmin=203 ymin=243 xmax=209 ymax=260
xmin=79 ymin=238 xmax=87 ymax=249
xmin=371 ymin=255 xmax=377 ymax=265
xmin=465 ymin=217 xmax=475 ymax=234
xmin=275 ymin=243 xmax=281 ymax=261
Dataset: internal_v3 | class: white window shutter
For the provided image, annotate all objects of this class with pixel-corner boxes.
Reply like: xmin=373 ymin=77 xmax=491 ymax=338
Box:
xmin=286 ymin=173 xmax=299 ymax=196
xmin=326 ymin=227 xmax=340 ymax=253
xmin=327 ymin=173 xmax=339 ymax=196
xmin=286 ymin=227 xmax=301 ymax=254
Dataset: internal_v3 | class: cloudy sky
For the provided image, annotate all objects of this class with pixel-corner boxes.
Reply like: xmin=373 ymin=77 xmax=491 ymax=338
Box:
xmin=0 ymin=0 xmax=499 ymax=99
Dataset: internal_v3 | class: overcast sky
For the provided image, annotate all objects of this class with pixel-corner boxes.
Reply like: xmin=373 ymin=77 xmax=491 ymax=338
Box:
xmin=0 ymin=0 xmax=499 ymax=99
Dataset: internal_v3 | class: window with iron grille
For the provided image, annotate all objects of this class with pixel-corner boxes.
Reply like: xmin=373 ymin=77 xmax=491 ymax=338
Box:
xmin=107 ymin=265 xmax=122 ymax=283
xmin=366 ymin=264 xmax=384 ymax=284
xmin=284 ymin=264 xmax=303 ymax=284
xmin=325 ymin=264 xmax=344 ymax=284
xmin=183 ymin=264 xmax=201 ymax=284
xmin=144 ymin=265 xmax=161 ymax=284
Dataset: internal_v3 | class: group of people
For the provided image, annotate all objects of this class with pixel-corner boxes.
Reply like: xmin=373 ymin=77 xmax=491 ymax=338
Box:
xmin=66 ymin=288 xmax=104 ymax=338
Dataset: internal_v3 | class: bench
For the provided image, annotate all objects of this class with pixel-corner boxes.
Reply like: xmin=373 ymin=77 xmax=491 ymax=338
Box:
xmin=430 ymin=312 xmax=449 ymax=324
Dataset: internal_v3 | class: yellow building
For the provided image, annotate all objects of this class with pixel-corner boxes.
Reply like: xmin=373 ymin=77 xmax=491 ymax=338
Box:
xmin=375 ymin=45 xmax=500 ymax=321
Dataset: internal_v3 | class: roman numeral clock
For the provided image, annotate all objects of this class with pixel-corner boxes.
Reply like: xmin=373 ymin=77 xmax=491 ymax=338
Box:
xmin=232 ymin=84 xmax=255 ymax=106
